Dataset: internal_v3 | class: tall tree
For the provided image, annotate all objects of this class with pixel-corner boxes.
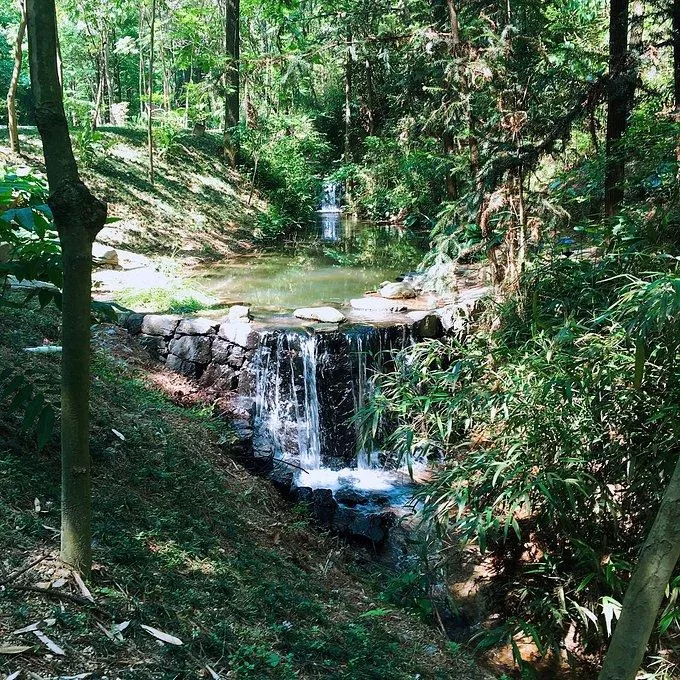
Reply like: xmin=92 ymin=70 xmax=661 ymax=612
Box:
xmin=223 ymin=0 xmax=239 ymax=165
xmin=25 ymin=0 xmax=107 ymax=574
xmin=6 ymin=0 xmax=26 ymax=154
xmin=148 ymin=0 xmax=157 ymax=183
xmin=598 ymin=454 xmax=680 ymax=680
xmin=604 ymin=0 xmax=631 ymax=217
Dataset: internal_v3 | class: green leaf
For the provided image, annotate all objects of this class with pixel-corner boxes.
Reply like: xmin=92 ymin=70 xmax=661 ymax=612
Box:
xmin=22 ymin=393 xmax=45 ymax=430
xmin=36 ymin=405 xmax=55 ymax=450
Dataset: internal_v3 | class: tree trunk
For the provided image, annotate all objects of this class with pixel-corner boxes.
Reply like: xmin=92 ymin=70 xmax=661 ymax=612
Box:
xmin=604 ymin=0 xmax=630 ymax=217
xmin=148 ymin=0 xmax=156 ymax=184
xmin=343 ymin=28 xmax=353 ymax=162
xmin=223 ymin=0 xmax=240 ymax=165
xmin=674 ymin=0 xmax=680 ymax=111
xmin=102 ymin=29 xmax=113 ymax=123
xmin=598 ymin=454 xmax=680 ymax=680
xmin=6 ymin=0 xmax=26 ymax=154
xmin=25 ymin=0 xmax=107 ymax=576
xmin=91 ymin=72 xmax=104 ymax=130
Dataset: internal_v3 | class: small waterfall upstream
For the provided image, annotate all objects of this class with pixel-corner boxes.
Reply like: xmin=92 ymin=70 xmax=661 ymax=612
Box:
xmin=319 ymin=180 xmax=343 ymax=213
xmin=250 ymin=324 xmax=413 ymax=488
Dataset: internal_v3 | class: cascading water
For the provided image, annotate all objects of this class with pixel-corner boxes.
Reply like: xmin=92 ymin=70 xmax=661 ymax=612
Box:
xmin=249 ymin=324 xmax=415 ymax=492
xmin=319 ymin=180 xmax=343 ymax=213
xmin=318 ymin=180 xmax=344 ymax=242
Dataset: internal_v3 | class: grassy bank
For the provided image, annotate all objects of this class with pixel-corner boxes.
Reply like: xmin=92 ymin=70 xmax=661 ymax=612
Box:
xmin=0 ymin=301 xmax=490 ymax=679
xmin=1 ymin=126 xmax=266 ymax=258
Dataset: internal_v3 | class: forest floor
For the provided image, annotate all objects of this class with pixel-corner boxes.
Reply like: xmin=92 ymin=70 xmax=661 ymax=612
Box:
xmin=1 ymin=126 xmax=265 ymax=258
xmin=0 ymin=298 xmax=493 ymax=679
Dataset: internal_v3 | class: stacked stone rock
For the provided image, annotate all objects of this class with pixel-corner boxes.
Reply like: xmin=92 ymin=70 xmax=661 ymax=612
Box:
xmin=122 ymin=305 xmax=257 ymax=391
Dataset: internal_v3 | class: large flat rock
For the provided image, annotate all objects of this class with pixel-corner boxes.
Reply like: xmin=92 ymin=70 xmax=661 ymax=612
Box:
xmin=293 ymin=306 xmax=346 ymax=323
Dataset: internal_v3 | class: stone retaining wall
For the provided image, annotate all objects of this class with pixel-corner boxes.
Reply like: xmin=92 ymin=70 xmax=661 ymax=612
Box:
xmin=121 ymin=307 xmax=257 ymax=393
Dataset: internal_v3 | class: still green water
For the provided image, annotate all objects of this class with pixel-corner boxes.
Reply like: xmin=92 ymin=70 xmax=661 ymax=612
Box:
xmin=193 ymin=214 xmax=425 ymax=312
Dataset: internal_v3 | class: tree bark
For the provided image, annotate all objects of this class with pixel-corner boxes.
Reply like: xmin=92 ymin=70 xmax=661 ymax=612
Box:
xmin=674 ymin=0 xmax=680 ymax=111
xmin=223 ymin=0 xmax=240 ymax=165
xmin=343 ymin=28 xmax=353 ymax=162
xmin=599 ymin=454 xmax=680 ymax=680
xmin=604 ymin=0 xmax=631 ymax=217
xmin=25 ymin=0 xmax=107 ymax=576
xmin=6 ymin=0 xmax=26 ymax=154
xmin=148 ymin=0 xmax=156 ymax=184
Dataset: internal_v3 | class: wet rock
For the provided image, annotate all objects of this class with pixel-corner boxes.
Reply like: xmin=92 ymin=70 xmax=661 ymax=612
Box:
xmin=165 ymin=353 xmax=203 ymax=378
xmin=139 ymin=333 xmax=167 ymax=360
xmin=168 ymin=335 xmax=212 ymax=364
xmin=335 ymin=486 xmax=370 ymax=507
xmin=176 ymin=317 xmax=218 ymax=335
xmin=407 ymin=311 xmax=443 ymax=339
xmin=269 ymin=461 xmax=295 ymax=494
xmin=218 ymin=321 xmax=259 ymax=349
xmin=141 ymin=314 xmax=181 ymax=337
xmin=122 ymin=312 xmax=145 ymax=335
xmin=379 ymin=281 xmax=416 ymax=299
xmin=293 ymin=306 xmax=346 ymax=324
xmin=333 ymin=507 xmax=392 ymax=544
xmin=294 ymin=486 xmax=314 ymax=504
xmin=312 ymin=488 xmax=338 ymax=524
xmin=228 ymin=344 xmax=247 ymax=369
xmin=350 ymin=297 xmax=408 ymax=313
xmin=200 ymin=362 xmax=237 ymax=390
xmin=228 ymin=305 xmax=252 ymax=321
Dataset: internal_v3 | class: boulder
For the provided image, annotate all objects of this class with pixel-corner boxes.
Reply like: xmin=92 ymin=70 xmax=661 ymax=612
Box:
xmin=333 ymin=507 xmax=392 ymax=544
xmin=407 ymin=311 xmax=443 ymax=339
xmin=227 ymin=344 xmax=247 ymax=369
xmin=211 ymin=338 xmax=233 ymax=365
xmin=176 ymin=317 xmax=218 ymax=335
xmin=228 ymin=305 xmax=252 ymax=321
xmin=379 ymin=281 xmax=416 ymax=299
xmin=122 ymin=312 xmax=145 ymax=335
xmin=139 ymin=334 xmax=167 ymax=360
xmin=350 ymin=297 xmax=408 ymax=313
xmin=312 ymin=488 xmax=338 ymax=525
xmin=269 ymin=461 xmax=295 ymax=494
xmin=92 ymin=242 xmax=119 ymax=267
xmin=141 ymin=314 xmax=181 ymax=337
xmin=218 ymin=321 xmax=259 ymax=349
xmin=293 ymin=306 xmax=346 ymax=324
xmin=168 ymin=335 xmax=213 ymax=364
xmin=200 ymin=362 xmax=238 ymax=390
xmin=165 ymin=353 xmax=203 ymax=379
xmin=335 ymin=486 xmax=370 ymax=507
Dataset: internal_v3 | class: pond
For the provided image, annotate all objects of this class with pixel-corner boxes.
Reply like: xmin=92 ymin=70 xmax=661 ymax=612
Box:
xmin=191 ymin=212 xmax=426 ymax=313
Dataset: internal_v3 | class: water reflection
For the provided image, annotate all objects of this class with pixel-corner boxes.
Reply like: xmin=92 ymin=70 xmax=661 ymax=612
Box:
xmin=319 ymin=210 xmax=342 ymax=242
xmin=192 ymin=215 xmax=426 ymax=312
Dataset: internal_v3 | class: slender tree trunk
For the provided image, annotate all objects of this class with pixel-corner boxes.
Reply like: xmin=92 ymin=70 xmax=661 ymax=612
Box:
xmin=223 ymin=0 xmax=240 ymax=165
xmin=25 ymin=0 xmax=107 ymax=576
xmin=673 ymin=0 xmax=680 ymax=173
xmin=674 ymin=0 xmax=680 ymax=111
xmin=102 ymin=29 xmax=113 ymax=123
xmin=599 ymin=455 xmax=680 ymax=680
xmin=6 ymin=0 xmax=26 ymax=154
xmin=148 ymin=0 xmax=156 ymax=184
xmin=343 ymin=28 xmax=353 ymax=162
xmin=91 ymin=72 xmax=104 ymax=130
xmin=604 ymin=0 xmax=630 ymax=217
xmin=138 ymin=7 xmax=145 ymax=119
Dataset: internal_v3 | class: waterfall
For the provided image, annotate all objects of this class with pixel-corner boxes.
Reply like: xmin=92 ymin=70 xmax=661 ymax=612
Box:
xmin=249 ymin=324 xmax=412 ymax=473
xmin=319 ymin=180 xmax=343 ymax=213
xmin=252 ymin=330 xmax=322 ymax=468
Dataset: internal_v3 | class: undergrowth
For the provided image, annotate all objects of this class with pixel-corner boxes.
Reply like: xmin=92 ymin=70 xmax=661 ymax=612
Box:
xmin=0 ymin=300 xmax=486 ymax=679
